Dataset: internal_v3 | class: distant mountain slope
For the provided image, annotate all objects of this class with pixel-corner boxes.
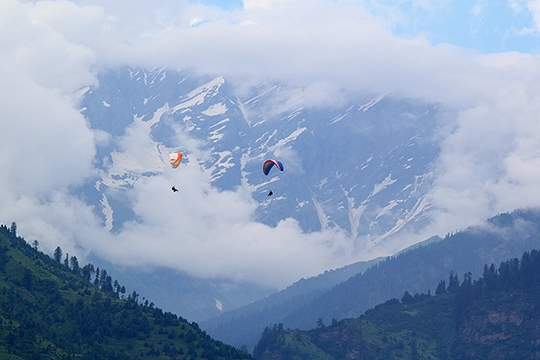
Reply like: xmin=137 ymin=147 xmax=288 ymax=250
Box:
xmin=200 ymin=255 xmax=385 ymax=349
xmin=253 ymin=248 xmax=540 ymax=359
xmin=202 ymin=208 xmax=540 ymax=351
xmin=0 ymin=223 xmax=252 ymax=359
xmin=296 ymin=208 xmax=540 ymax=326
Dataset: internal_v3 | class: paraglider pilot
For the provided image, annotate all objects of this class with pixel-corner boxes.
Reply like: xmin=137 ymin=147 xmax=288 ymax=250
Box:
xmin=263 ymin=159 xmax=282 ymax=198
xmin=169 ymin=153 xmax=182 ymax=193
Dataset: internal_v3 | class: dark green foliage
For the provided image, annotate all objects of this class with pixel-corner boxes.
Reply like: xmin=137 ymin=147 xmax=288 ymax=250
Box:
xmin=254 ymin=249 xmax=540 ymax=359
xmin=0 ymin=223 xmax=253 ymax=360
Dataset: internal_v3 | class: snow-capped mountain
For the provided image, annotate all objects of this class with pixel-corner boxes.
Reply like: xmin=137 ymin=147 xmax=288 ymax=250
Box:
xmin=75 ymin=67 xmax=446 ymax=321
xmin=80 ymin=67 xmax=442 ymax=245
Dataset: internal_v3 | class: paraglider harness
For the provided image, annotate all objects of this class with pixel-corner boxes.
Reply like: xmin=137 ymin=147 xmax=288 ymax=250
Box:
xmin=172 ymin=186 xmax=178 ymax=192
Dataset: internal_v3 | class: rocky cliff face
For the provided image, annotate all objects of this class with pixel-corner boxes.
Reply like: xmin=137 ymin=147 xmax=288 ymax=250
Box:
xmin=455 ymin=292 xmax=540 ymax=359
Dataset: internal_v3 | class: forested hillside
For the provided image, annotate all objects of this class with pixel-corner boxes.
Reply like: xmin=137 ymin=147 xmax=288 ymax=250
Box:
xmin=205 ymin=209 xmax=540 ymax=350
xmin=0 ymin=223 xmax=253 ymax=359
xmin=253 ymin=249 xmax=540 ymax=359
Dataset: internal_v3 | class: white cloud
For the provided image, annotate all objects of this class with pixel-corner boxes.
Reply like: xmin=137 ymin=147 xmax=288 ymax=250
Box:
xmin=527 ymin=0 xmax=540 ymax=30
xmin=0 ymin=0 xmax=97 ymax=256
xmin=100 ymin=176 xmax=353 ymax=288
xmin=4 ymin=0 xmax=540 ymax=288
xmin=425 ymin=65 xmax=540 ymax=234
xmin=0 ymin=74 xmax=95 ymax=200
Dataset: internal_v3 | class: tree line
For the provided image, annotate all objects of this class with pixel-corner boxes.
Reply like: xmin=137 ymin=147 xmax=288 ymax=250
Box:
xmin=1 ymin=222 xmax=127 ymax=299
xmin=254 ymin=248 xmax=540 ymax=359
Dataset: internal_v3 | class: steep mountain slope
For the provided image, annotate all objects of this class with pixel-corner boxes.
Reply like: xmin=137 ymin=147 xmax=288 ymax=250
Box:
xmin=80 ymin=66 xmax=443 ymax=242
xmin=202 ymin=208 xmax=540 ymax=350
xmin=0 ymin=223 xmax=253 ymax=359
xmin=74 ymin=66 xmax=446 ymax=321
xmin=253 ymin=248 xmax=540 ymax=360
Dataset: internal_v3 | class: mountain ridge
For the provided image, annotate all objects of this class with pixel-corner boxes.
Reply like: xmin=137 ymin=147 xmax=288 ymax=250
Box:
xmin=252 ymin=246 xmax=540 ymax=359
xmin=202 ymin=208 xmax=540 ymax=351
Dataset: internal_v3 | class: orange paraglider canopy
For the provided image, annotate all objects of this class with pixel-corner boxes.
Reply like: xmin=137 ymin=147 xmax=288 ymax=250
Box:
xmin=169 ymin=152 xmax=183 ymax=169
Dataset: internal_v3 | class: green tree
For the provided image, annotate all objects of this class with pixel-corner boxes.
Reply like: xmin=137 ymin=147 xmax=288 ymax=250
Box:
xmin=401 ymin=290 xmax=415 ymax=304
xmin=10 ymin=221 xmax=17 ymax=237
xmin=447 ymin=271 xmax=460 ymax=293
xmin=435 ymin=280 xmax=446 ymax=295
xmin=81 ymin=263 xmax=95 ymax=282
xmin=54 ymin=246 xmax=63 ymax=263
xmin=94 ymin=267 xmax=100 ymax=285
xmin=70 ymin=256 xmax=80 ymax=276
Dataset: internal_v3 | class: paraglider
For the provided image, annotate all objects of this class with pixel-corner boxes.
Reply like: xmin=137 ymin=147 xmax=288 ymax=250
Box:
xmin=169 ymin=152 xmax=183 ymax=192
xmin=263 ymin=159 xmax=283 ymax=197
xmin=263 ymin=159 xmax=284 ymax=175
xmin=169 ymin=152 xmax=183 ymax=169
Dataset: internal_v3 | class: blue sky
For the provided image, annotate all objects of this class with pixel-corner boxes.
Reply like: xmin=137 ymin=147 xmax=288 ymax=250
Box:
xmin=196 ymin=0 xmax=539 ymax=53
xmin=191 ymin=0 xmax=243 ymax=11
xmin=385 ymin=0 xmax=539 ymax=54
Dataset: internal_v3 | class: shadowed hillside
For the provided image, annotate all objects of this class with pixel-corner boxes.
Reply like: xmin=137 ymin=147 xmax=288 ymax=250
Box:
xmin=204 ymin=208 xmax=540 ymax=351
xmin=254 ymin=249 xmax=540 ymax=359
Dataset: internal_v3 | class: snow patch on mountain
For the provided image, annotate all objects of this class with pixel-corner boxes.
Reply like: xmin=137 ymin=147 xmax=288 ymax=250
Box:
xmin=208 ymin=118 xmax=229 ymax=142
xmin=312 ymin=196 xmax=330 ymax=230
xmin=372 ymin=195 xmax=430 ymax=247
xmin=372 ymin=173 xmax=397 ymax=196
xmin=172 ymin=77 xmax=225 ymax=113
xmin=274 ymin=126 xmax=307 ymax=149
xmin=215 ymin=299 xmax=223 ymax=311
xmin=342 ymin=186 xmax=367 ymax=240
xmin=203 ymin=103 xmax=227 ymax=116
xmin=80 ymin=66 xmax=444 ymax=258
xmin=100 ymin=194 xmax=114 ymax=232
xmin=358 ymin=94 xmax=385 ymax=112
xmin=138 ymin=103 xmax=169 ymax=129
xmin=205 ymin=150 xmax=235 ymax=182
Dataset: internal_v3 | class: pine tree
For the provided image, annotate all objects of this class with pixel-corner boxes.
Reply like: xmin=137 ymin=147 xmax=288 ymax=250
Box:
xmin=447 ymin=271 xmax=460 ymax=293
xmin=81 ymin=263 xmax=95 ymax=282
xmin=54 ymin=246 xmax=63 ymax=263
xmin=401 ymin=290 xmax=415 ymax=304
xmin=435 ymin=279 xmax=446 ymax=295
xmin=10 ymin=222 xmax=16 ymax=237
xmin=70 ymin=256 xmax=80 ymax=276
xmin=94 ymin=267 xmax=100 ymax=286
